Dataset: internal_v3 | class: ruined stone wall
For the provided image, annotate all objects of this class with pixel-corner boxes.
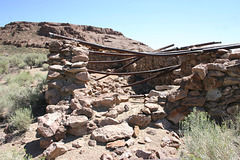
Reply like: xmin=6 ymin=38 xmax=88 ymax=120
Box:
xmin=129 ymin=49 xmax=230 ymax=87
xmin=147 ymin=50 xmax=240 ymax=123
xmin=87 ymin=48 xmax=230 ymax=88
xmin=45 ymin=40 xmax=90 ymax=105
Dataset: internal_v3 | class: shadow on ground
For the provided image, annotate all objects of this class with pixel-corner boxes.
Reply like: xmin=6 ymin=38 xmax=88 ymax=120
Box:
xmin=24 ymin=139 xmax=44 ymax=158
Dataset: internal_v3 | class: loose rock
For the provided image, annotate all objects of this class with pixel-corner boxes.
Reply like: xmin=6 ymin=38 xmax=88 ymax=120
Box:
xmin=91 ymin=122 xmax=133 ymax=143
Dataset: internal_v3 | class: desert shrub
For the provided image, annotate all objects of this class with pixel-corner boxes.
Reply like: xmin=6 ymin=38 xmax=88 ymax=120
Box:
xmin=41 ymin=63 xmax=49 ymax=71
xmin=8 ymin=54 xmax=25 ymax=68
xmin=18 ymin=62 xmax=27 ymax=69
xmin=23 ymin=53 xmax=47 ymax=68
xmin=180 ymin=108 xmax=240 ymax=160
xmin=0 ymin=58 xmax=9 ymax=74
xmin=0 ymin=148 xmax=32 ymax=160
xmin=6 ymin=71 xmax=33 ymax=86
xmin=8 ymin=107 xmax=33 ymax=131
xmin=0 ymin=72 xmax=46 ymax=119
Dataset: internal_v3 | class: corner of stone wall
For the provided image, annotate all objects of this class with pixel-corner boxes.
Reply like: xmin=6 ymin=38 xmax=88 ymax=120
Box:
xmin=45 ymin=40 xmax=90 ymax=105
xmin=163 ymin=49 xmax=240 ymax=123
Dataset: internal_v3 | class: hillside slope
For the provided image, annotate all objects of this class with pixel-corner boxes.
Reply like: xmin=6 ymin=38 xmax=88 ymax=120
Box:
xmin=0 ymin=21 xmax=153 ymax=52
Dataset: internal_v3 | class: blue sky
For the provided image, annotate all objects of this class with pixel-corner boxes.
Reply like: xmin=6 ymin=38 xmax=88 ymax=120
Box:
xmin=0 ymin=0 xmax=239 ymax=49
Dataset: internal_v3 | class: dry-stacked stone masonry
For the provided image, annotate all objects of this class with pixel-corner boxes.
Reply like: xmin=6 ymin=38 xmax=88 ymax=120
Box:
xmin=45 ymin=40 xmax=90 ymax=105
xmin=147 ymin=49 xmax=240 ymax=123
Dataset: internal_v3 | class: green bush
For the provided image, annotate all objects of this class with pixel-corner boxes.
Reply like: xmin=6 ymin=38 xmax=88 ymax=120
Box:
xmin=6 ymin=71 xmax=33 ymax=86
xmin=41 ymin=63 xmax=49 ymax=71
xmin=180 ymin=108 xmax=240 ymax=160
xmin=8 ymin=55 xmax=24 ymax=68
xmin=0 ymin=72 xmax=46 ymax=119
xmin=0 ymin=148 xmax=32 ymax=160
xmin=0 ymin=58 xmax=9 ymax=74
xmin=23 ymin=53 xmax=47 ymax=68
xmin=8 ymin=107 xmax=33 ymax=131
xmin=18 ymin=62 xmax=27 ymax=69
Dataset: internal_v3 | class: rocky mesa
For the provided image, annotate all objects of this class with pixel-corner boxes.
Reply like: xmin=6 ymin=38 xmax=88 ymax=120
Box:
xmin=0 ymin=21 xmax=153 ymax=52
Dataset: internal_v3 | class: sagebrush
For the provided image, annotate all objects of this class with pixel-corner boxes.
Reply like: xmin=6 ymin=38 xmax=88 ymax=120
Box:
xmin=180 ymin=108 xmax=240 ymax=160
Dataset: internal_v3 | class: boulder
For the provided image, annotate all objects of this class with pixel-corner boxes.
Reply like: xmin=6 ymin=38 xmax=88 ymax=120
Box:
xmin=92 ymin=93 xmax=120 ymax=108
xmin=149 ymin=90 xmax=161 ymax=97
xmin=136 ymin=149 xmax=152 ymax=159
xmin=181 ymin=97 xmax=206 ymax=107
xmin=151 ymin=107 xmax=167 ymax=121
xmin=128 ymin=114 xmax=151 ymax=128
xmin=103 ymin=109 xmax=119 ymax=118
xmin=223 ymin=77 xmax=240 ymax=86
xmin=168 ymin=89 xmax=188 ymax=102
xmin=145 ymin=103 xmax=159 ymax=112
xmin=161 ymin=136 xmax=181 ymax=149
xmin=48 ymin=41 xmax=62 ymax=53
xmin=70 ymin=98 xmax=82 ymax=110
xmin=47 ymin=70 xmax=63 ymax=80
xmin=203 ymin=76 xmax=222 ymax=90
xmin=208 ymin=70 xmax=225 ymax=77
xmin=75 ymin=72 xmax=90 ymax=82
xmin=37 ymin=112 xmax=63 ymax=137
xmin=154 ymin=118 xmax=172 ymax=130
xmin=126 ymin=139 xmax=135 ymax=147
xmin=206 ymin=89 xmax=222 ymax=101
xmin=100 ymin=153 xmax=113 ymax=160
xmin=47 ymin=79 xmax=64 ymax=89
xmin=229 ymin=52 xmax=240 ymax=60
xmin=46 ymin=105 xmax=69 ymax=113
xmin=68 ymin=121 xmax=97 ymax=137
xmin=98 ymin=117 xmax=120 ymax=127
xmin=133 ymin=125 xmax=140 ymax=138
xmin=192 ymin=64 xmax=208 ymax=80
xmin=43 ymin=142 xmax=68 ymax=160
xmin=71 ymin=107 xmax=93 ymax=118
xmin=72 ymin=46 xmax=89 ymax=56
xmin=183 ymin=73 xmax=203 ymax=91
xmin=45 ymin=88 xmax=61 ymax=105
xmin=49 ymin=65 xmax=64 ymax=71
xmin=167 ymin=107 xmax=189 ymax=124
xmin=91 ymin=122 xmax=133 ymax=143
xmin=72 ymin=54 xmax=89 ymax=62
xmin=88 ymin=140 xmax=97 ymax=147
xmin=65 ymin=115 xmax=88 ymax=128
xmin=40 ymin=137 xmax=53 ymax=149
xmin=48 ymin=53 xmax=61 ymax=60
xmin=106 ymin=140 xmax=126 ymax=149
xmin=207 ymin=63 xmax=227 ymax=71
xmin=71 ymin=62 xmax=88 ymax=68
xmin=55 ymin=125 xmax=67 ymax=141
xmin=64 ymin=67 xmax=88 ymax=73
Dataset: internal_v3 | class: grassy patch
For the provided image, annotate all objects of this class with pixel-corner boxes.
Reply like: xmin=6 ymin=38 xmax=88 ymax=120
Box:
xmin=180 ymin=108 xmax=240 ymax=160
